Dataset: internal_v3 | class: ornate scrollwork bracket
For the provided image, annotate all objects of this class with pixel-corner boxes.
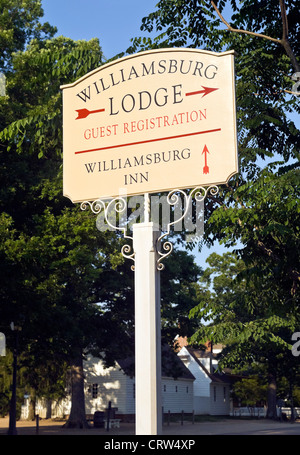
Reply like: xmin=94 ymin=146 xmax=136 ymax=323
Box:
xmin=81 ymin=185 xmax=219 ymax=272
xmin=80 ymin=196 xmax=135 ymax=270
xmin=156 ymin=185 xmax=219 ymax=270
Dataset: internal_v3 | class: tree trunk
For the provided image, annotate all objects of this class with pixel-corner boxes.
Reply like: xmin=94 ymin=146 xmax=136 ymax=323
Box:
xmin=28 ymin=389 xmax=36 ymax=421
xmin=45 ymin=399 xmax=52 ymax=419
xmin=64 ymin=354 xmax=90 ymax=429
xmin=289 ymin=382 xmax=295 ymax=423
xmin=266 ymin=373 xmax=277 ymax=419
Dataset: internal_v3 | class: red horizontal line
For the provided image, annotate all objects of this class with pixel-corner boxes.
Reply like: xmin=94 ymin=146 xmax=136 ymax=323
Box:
xmin=75 ymin=128 xmax=221 ymax=155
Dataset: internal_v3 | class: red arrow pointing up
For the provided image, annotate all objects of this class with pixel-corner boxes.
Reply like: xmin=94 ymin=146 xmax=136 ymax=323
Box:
xmin=76 ymin=108 xmax=105 ymax=119
xmin=186 ymin=86 xmax=218 ymax=98
xmin=202 ymin=145 xmax=210 ymax=174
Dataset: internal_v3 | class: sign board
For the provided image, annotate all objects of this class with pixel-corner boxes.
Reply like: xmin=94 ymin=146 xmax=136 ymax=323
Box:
xmin=61 ymin=48 xmax=237 ymax=202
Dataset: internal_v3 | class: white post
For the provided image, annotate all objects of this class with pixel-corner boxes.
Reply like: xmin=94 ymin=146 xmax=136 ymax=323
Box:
xmin=133 ymin=220 xmax=162 ymax=435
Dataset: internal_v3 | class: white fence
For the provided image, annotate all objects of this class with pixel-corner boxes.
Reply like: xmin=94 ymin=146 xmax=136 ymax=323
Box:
xmin=231 ymin=406 xmax=300 ymax=418
xmin=231 ymin=407 xmax=266 ymax=418
xmin=278 ymin=407 xmax=300 ymax=418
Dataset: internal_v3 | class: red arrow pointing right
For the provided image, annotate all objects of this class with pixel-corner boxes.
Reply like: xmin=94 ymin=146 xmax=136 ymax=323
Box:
xmin=186 ymin=86 xmax=218 ymax=98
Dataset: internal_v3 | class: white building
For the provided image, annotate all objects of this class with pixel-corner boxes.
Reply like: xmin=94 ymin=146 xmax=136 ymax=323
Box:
xmin=177 ymin=345 xmax=232 ymax=415
xmin=23 ymin=342 xmax=235 ymax=420
xmin=83 ymin=350 xmax=195 ymax=419
xmin=27 ymin=346 xmax=195 ymax=420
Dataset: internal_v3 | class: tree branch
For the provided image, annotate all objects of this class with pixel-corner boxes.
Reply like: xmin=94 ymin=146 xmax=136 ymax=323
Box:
xmin=211 ymin=1 xmax=280 ymax=44
xmin=279 ymin=0 xmax=289 ymax=40
xmin=210 ymin=0 xmax=300 ymax=73
xmin=278 ymin=0 xmax=300 ymax=72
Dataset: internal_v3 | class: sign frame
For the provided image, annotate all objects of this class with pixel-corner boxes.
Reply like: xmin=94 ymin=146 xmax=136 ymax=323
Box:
xmin=61 ymin=48 xmax=238 ymax=203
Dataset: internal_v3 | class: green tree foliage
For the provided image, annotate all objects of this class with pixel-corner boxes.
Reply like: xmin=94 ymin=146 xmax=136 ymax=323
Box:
xmin=161 ymin=249 xmax=202 ymax=342
xmin=189 ymin=251 xmax=300 ymax=417
xmin=0 ymin=34 xmax=107 ymax=322
xmin=0 ymin=0 xmax=56 ymax=70
xmin=232 ymin=376 xmax=267 ymax=407
xmin=0 ymin=10 xmax=131 ymax=425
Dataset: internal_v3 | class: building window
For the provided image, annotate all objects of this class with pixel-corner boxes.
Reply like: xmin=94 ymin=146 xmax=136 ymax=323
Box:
xmin=92 ymin=383 xmax=98 ymax=399
xmin=175 ymin=385 xmax=178 ymax=393
xmin=163 ymin=385 xmax=166 ymax=392
xmin=213 ymin=386 xmax=217 ymax=402
xmin=224 ymin=387 xmax=226 ymax=402
xmin=186 ymin=386 xmax=189 ymax=393
xmin=133 ymin=383 xmax=135 ymax=399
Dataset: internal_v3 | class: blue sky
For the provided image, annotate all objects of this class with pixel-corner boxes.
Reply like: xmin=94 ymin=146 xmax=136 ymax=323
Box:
xmin=42 ymin=0 xmax=158 ymax=59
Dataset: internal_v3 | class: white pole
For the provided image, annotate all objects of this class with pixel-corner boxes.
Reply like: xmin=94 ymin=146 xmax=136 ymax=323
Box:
xmin=133 ymin=218 xmax=162 ymax=435
xmin=144 ymin=192 xmax=150 ymax=223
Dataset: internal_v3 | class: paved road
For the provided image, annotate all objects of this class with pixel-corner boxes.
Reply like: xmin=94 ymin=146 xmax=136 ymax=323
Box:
xmin=1 ymin=417 xmax=300 ymax=436
xmin=163 ymin=419 xmax=300 ymax=435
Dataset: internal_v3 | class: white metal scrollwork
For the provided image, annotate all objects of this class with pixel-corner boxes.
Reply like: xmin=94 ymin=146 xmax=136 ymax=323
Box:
xmin=81 ymin=185 xmax=219 ymax=272
xmin=156 ymin=185 xmax=219 ymax=270
xmin=80 ymin=197 xmax=135 ymax=270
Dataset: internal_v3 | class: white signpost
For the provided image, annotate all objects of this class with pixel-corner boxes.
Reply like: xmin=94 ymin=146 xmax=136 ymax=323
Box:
xmin=61 ymin=48 xmax=238 ymax=435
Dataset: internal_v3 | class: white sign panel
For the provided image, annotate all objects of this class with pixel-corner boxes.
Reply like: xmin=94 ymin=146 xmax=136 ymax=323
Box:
xmin=61 ymin=48 xmax=238 ymax=202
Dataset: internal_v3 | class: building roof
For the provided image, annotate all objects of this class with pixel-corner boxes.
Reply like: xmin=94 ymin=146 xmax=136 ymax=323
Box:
xmin=118 ymin=344 xmax=195 ymax=381
xmin=184 ymin=347 xmax=234 ymax=385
